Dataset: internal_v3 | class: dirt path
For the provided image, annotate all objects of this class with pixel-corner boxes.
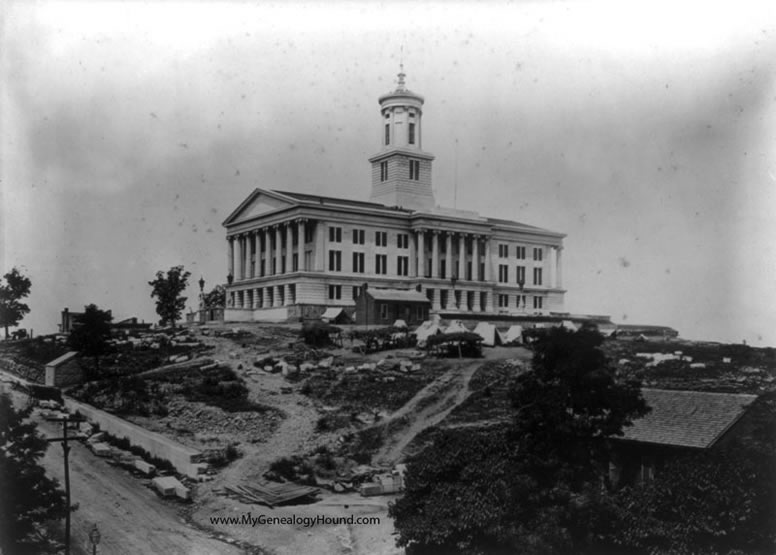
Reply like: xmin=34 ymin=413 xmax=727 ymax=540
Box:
xmin=372 ymin=360 xmax=482 ymax=466
xmin=35 ymin=417 xmax=245 ymax=555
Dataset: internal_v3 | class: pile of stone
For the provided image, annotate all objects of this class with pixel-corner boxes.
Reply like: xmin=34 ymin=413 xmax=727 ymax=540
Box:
xmin=160 ymin=400 xmax=281 ymax=439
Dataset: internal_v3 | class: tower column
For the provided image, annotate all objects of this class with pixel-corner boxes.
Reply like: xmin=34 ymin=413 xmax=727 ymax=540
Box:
xmin=409 ymin=229 xmax=417 ymax=277
xmin=315 ymin=221 xmax=325 ymax=271
xmin=239 ymin=235 xmax=246 ymax=280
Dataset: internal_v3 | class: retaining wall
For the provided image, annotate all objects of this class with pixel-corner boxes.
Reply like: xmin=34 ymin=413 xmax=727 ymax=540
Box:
xmin=64 ymin=398 xmax=202 ymax=478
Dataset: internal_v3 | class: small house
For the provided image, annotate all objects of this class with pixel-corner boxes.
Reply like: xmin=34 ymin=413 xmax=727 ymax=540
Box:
xmin=355 ymin=286 xmax=430 ymax=326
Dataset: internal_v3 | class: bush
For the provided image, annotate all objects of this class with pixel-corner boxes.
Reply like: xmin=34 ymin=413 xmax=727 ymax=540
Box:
xmin=301 ymin=323 xmax=341 ymax=347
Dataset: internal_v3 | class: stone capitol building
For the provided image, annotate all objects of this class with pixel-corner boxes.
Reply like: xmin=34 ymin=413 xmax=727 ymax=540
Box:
xmin=222 ymin=69 xmax=565 ymax=325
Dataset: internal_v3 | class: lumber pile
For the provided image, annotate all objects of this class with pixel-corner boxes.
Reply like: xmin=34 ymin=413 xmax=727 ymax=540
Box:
xmin=219 ymin=482 xmax=320 ymax=508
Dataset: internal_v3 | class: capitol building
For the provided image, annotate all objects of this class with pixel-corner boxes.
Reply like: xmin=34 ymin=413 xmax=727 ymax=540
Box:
xmin=222 ymin=70 xmax=565 ymax=325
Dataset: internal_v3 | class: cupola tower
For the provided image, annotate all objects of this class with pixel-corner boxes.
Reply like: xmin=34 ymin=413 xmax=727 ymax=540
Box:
xmin=369 ymin=68 xmax=435 ymax=210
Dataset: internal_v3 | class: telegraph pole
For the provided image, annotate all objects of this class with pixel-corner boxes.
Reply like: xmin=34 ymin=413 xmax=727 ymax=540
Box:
xmin=46 ymin=413 xmax=85 ymax=555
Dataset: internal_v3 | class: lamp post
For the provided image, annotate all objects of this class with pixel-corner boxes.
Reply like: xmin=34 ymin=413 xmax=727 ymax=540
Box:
xmin=88 ymin=524 xmax=101 ymax=555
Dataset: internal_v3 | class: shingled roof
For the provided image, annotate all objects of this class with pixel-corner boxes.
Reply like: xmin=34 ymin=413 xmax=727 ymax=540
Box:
xmin=619 ymin=388 xmax=757 ymax=449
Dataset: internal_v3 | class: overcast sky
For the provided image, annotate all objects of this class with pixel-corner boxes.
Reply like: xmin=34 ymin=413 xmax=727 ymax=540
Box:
xmin=2 ymin=1 xmax=776 ymax=345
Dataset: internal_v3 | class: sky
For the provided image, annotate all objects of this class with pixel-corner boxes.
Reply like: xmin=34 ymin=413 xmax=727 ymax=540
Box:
xmin=2 ymin=1 xmax=776 ymax=345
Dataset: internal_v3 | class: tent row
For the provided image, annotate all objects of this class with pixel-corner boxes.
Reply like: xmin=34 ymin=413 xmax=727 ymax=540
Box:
xmin=414 ymin=318 xmax=527 ymax=347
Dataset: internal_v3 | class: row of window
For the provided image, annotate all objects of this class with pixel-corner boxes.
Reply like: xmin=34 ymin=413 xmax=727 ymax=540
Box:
xmin=497 ymin=294 xmax=544 ymax=309
xmin=498 ymin=265 xmax=543 ymax=285
xmin=499 ymin=245 xmax=544 ymax=261
xmin=378 ymin=159 xmax=422 ymax=183
xmin=328 ymin=284 xmax=365 ymax=301
xmin=329 ymin=251 xmax=410 ymax=276
xmin=330 ymin=227 xmax=410 ymax=249
xmin=384 ymin=121 xmax=416 ymax=146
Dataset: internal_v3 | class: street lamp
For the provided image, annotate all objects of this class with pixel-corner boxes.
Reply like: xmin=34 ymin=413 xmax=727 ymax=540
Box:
xmin=88 ymin=524 xmax=101 ymax=555
xmin=198 ymin=276 xmax=205 ymax=293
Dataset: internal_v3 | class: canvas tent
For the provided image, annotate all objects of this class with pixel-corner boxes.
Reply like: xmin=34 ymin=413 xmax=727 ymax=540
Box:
xmin=415 ymin=320 xmax=443 ymax=345
xmin=445 ymin=320 xmax=468 ymax=334
xmin=473 ymin=321 xmax=501 ymax=347
xmin=321 ymin=308 xmax=351 ymax=325
xmin=393 ymin=319 xmax=408 ymax=329
xmin=502 ymin=325 xmax=523 ymax=345
xmin=561 ymin=320 xmax=578 ymax=331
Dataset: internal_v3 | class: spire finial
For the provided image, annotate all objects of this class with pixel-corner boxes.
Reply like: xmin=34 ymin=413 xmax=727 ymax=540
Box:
xmin=397 ymin=45 xmax=406 ymax=90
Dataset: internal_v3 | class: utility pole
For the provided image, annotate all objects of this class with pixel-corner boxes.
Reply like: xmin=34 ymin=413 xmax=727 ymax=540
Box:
xmin=46 ymin=413 xmax=85 ymax=555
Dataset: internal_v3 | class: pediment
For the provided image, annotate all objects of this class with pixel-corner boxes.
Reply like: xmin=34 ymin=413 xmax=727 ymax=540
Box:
xmin=223 ymin=189 xmax=298 ymax=226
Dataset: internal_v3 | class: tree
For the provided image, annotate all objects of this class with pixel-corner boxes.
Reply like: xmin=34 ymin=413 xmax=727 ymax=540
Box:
xmin=148 ymin=265 xmax=191 ymax=328
xmin=68 ymin=304 xmax=113 ymax=376
xmin=0 ymin=392 xmax=68 ymax=553
xmin=202 ymin=284 xmax=226 ymax=309
xmin=0 ymin=267 xmax=32 ymax=339
xmin=390 ymin=327 xmax=649 ymax=555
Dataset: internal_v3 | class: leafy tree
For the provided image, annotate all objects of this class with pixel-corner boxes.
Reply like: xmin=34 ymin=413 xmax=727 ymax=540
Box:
xmin=0 ymin=267 xmax=32 ymax=339
xmin=202 ymin=284 xmax=226 ymax=309
xmin=0 ymin=392 xmax=68 ymax=553
xmin=148 ymin=265 xmax=191 ymax=328
xmin=390 ymin=327 xmax=649 ymax=555
xmin=68 ymin=304 xmax=113 ymax=376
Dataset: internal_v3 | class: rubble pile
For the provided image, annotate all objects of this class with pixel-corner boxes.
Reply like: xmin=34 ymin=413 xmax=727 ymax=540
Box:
xmin=153 ymin=399 xmax=282 ymax=439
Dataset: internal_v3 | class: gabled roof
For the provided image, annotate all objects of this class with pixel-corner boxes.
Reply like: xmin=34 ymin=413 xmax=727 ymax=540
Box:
xmin=274 ymin=190 xmax=412 ymax=213
xmin=619 ymin=388 xmax=758 ymax=449
xmin=367 ymin=288 xmax=430 ymax=303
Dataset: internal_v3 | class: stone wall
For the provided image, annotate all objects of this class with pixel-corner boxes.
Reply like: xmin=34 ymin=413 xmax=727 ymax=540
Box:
xmin=0 ymin=356 xmax=44 ymax=383
xmin=64 ymin=398 xmax=203 ymax=478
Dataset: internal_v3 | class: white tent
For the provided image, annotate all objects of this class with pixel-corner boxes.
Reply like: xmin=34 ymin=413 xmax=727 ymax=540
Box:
xmin=561 ymin=320 xmax=578 ymax=331
xmin=414 ymin=320 xmax=443 ymax=345
xmin=321 ymin=307 xmax=350 ymax=324
xmin=393 ymin=319 xmax=408 ymax=329
xmin=445 ymin=320 xmax=468 ymax=334
xmin=473 ymin=322 xmax=501 ymax=347
xmin=503 ymin=325 xmax=524 ymax=344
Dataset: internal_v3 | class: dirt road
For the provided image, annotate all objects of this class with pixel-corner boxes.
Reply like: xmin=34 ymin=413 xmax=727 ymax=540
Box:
xmin=36 ymin=416 xmax=246 ymax=555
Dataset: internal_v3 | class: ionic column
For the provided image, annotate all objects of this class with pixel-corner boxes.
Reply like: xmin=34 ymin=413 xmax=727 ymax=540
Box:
xmin=228 ymin=236 xmax=235 ymax=280
xmin=258 ymin=230 xmax=265 ymax=276
xmin=275 ymin=285 xmax=283 ymax=307
xmin=484 ymin=236 xmax=492 ymax=282
xmin=457 ymin=234 xmax=464 ymax=280
xmin=409 ymin=230 xmax=417 ymax=277
xmin=417 ymin=230 xmax=426 ymax=278
xmin=298 ymin=220 xmax=307 ymax=271
xmin=244 ymin=234 xmax=251 ymax=280
xmin=238 ymin=235 xmax=245 ymax=279
xmin=556 ymin=247 xmax=563 ymax=288
xmin=251 ymin=231 xmax=258 ymax=278
xmin=254 ymin=288 xmax=260 ymax=309
xmin=445 ymin=232 xmax=452 ymax=279
xmin=432 ymin=231 xmax=440 ymax=279
xmin=285 ymin=223 xmax=293 ymax=273
xmin=315 ymin=221 xmax=325 ymax=271
xmin=274 ymin=225 xmax=282 ymax=275
xmin=432 ymin=289 xmax=441 ymax=311
xmin=472 ymin=236 xmax=480 ymax=281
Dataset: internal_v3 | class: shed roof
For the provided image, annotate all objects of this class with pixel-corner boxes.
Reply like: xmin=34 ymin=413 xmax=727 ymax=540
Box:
xmin=46 ymin=351 xmax=79 ymax=368
xmin=367 ymin=288 xmax=430 ymax=303
xmin=619 ymin=388 xmax=757 ymax=449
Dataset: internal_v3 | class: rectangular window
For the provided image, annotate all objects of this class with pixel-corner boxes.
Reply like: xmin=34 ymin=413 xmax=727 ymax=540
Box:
xmin=533 ymin=247 xmax=543 ymax=261
xmin=328 ymin=285 xmax=342 ymax=300
xmin=498 ymin=294 xmax=509 ymax=308
xmin=328 ymin=227 xmax=342 ymax=243
xmin=467 ymin=261 xmax=472 ymax=281
xmin=409 ymin=159 xmax=421 ymax=180
xmin=440 ymin=260 xmax=446 ymax=279
xmin=385 ymin=123 xmax=390 ymax=145
xmin=533 ymin=296 xmax=543 ymax=310
xmin=498 ymin=244 xmax=509 ymax=258
xmin=375 ymin=254 xmax=388 ymax=275
xmin=380 ymin=161 xmax=388 ymax=182
xmin=516 ymin=265 xmax=526 ymax=284
xmin=533 ymin=267 xmax=543 ymax=286
xmin=409 ymin=122 xmax=416 ymax=145
xmin=305 ymin=226 xmax=314 ymax=243
xmin=517 ymin=294 xmax=526 ymax=308
xmin=375 ymin=231 xmax=387 ymax=247
xmin=292 ymin=253 xmax=298 ymax=272
xmin=397 ymin=256 xmax=409 ymax=276
xmin=352 ymin=252 xmax=365 ymax=273
xmin=328 ymin=250 xmax=342 ymax=272
xmin=397 ymin=233 xmax=409 ymax=249
xmin=516 ymin=246 xmax=526 ymax=260
xmin=498 ymin=264 xmax=509 ymax=283
xmin=352 ymin=229 xmax=365 ymax=244
xmin=380 ymin=304 xmax=388 ymax=320
xmin=352 ymin=286 xmax=361 ymax=300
